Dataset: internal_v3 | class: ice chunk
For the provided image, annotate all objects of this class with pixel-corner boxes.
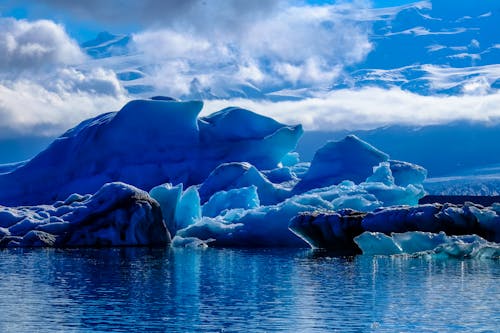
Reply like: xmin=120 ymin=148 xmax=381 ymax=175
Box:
xmin=280 ymin=152 xmax=300 ymax=167
xmin=366 ymin=162 xmax=395 ymax=186
xmin=355 ymin=231 xmax=499 ymax=259
xmin=171 ymin=236 xmax=213 ymax=248
xmin=0 ymin=182 xmax=171 ymax=247
xmin=178 ymin=194 xmax=335 ymax=247
xmin=202 ymin=186 xmax=260 ymax=218
xmin=289 ymin=210 xmax=365 ymax=254
xmin=362 ymin=205 xmax=442 ymax=234
xmin=392 ymin=231 xmax=448 ymax=253
xmin=149 ymin=183 xmax=183 ymax=235
xmin=354 ymin=232 xmax=403 ymax=255
xmin=262 ymin=167 xmax=297 ymax=184
xmin=295 ymin=135 xmax=389 ymax=193
xmin=198 ymin=162 xmax=289 ymax=205
xmin=173 ymin=186 xmax=202 ymax=234
xmin=389 ymin=160 xmax=427 ymax=187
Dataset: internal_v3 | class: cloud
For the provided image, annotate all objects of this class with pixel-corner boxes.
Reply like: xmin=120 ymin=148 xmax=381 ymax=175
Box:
xmin=203 ymin=88 xmax=500 ymax=131
xmin=17 ymin=0 xmax=284 ymax=34
xmin=0 ymin=69 xmax=128 ymax=138
xmin=123 ymin=2 xmax=373 ymax=95
xmin=0 ymin=17 xmax=85 ymax=73
xmin=0 ymin=18 xmax=128 ymax=138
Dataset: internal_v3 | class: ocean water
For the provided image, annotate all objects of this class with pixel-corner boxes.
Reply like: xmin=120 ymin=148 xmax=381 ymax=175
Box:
xmin=0 ymin=248 xmax=498 ymax=332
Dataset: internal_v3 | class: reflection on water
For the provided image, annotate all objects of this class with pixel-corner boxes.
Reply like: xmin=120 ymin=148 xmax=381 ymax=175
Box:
xmin=0 ymin=248 xmax=498 ymax=332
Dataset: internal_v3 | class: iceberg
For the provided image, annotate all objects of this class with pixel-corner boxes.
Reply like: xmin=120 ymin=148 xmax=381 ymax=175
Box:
xmin=290 ymin=202 xmax=500 ymax=253
xmin=294 ymin=135 xmax=389 ymax=193
xmin=198 ymin=162 xmax=290 ymax=205
xmin=0 ymin=98 xmax=302 ymax=206
xmin=0 ymin=182 xmax=170 ymax=247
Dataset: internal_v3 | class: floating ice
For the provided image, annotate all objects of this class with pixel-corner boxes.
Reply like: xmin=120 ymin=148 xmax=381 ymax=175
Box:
xmin=0 ymin=99 xmax=302 ymax=206
xmin=0 ymin=182 xmax=170 ymax=247
xmin=291 ymin=202 xmax=500 ymax=253
xmin=294 ymin=135 xmax=389 ymax=193
xmin=354 ymin=231 xmax=500 ymax=259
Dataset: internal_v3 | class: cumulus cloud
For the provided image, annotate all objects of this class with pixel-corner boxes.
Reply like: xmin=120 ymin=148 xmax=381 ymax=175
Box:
xmin=0 ymin=18 xmax=85 ymax=73
xmin=0 ymin=69 xmax=128 ymax=138
xmin=0 ymin=17 xmax=128 ymax=138
xmin=203 ymin=88 xmax=500 ymax=131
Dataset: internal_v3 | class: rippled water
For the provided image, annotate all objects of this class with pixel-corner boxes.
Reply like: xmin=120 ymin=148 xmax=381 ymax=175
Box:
xmin=0 ymin=248 xmax=498 ymax=332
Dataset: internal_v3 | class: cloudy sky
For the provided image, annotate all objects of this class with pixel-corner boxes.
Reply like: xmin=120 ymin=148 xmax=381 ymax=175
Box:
xmin=0 ymin=0 xmax=498 ymax=143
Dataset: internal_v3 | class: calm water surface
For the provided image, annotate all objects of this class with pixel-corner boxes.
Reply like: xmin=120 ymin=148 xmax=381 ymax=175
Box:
xmin=0 ymin=248 xmax=498 ymax=332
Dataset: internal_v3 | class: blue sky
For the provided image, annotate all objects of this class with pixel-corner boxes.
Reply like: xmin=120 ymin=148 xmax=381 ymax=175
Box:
xmin=0 ymin=0 xmax=498 ymax=144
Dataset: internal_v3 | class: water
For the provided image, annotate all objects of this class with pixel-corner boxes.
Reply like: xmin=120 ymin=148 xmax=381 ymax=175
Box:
xmin=0 ymin=248 xmax=498 ymax=332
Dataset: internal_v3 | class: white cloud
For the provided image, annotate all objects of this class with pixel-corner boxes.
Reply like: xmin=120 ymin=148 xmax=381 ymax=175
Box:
xmin=0 ymin=18 xmax=128 ymax=138
xmin=203 ymin=88 xmax=500 ymax=131
xmin=125 ymin=2 xmax=373 ymax=95
xmin=0 ymin=70 xmax=128 ymax=138
xmin=0 ymin=18 xmax=85 ymax=73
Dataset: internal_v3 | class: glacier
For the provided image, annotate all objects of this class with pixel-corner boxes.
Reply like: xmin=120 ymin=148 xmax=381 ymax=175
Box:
xmin=0 ymin=98 xmax=498 ymax=252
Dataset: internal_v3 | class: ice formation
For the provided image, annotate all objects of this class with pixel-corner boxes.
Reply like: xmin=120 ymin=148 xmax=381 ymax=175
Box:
xmin=294 ymin=135 xmax=389 ymax=193
xmin=0 ymin=99 xmax=302 ymax=206
xmin=290 ymin=202 xmax=500 ymax=253
xmin=0 ymin=97 xmax=497 ymax=251
xmin=354 ymin=232 xmax=499 ymax=259
xmin=0 ymin=182 xmax=170 ymax=247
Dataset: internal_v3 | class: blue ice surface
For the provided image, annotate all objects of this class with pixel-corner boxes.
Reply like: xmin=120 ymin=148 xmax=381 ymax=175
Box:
xmin=354 ymin=231 xmax=499 ymax=259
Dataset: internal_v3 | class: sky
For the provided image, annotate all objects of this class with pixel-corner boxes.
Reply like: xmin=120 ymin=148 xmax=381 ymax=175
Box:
xmin=0 ymin=0 xmax=498 ymax=144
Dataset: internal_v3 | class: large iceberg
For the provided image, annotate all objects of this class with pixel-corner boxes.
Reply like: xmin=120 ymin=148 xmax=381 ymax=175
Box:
xmin=0 ymin=99 xmax=302 ymax=206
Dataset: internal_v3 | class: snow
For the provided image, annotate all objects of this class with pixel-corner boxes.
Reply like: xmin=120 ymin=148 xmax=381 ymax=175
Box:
xmin=0 ymin=182 xmax=170 ymax=247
